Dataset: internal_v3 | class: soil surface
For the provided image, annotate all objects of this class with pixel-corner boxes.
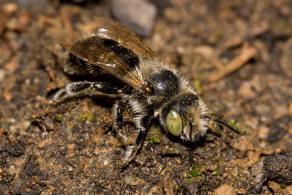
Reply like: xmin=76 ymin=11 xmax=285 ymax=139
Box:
xmin=0 ymin=0 xmax=292 ymax=194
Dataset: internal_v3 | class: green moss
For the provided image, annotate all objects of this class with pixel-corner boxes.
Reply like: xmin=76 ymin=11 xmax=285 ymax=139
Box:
xmin=146 ymin=125 xmax=162 ymax=144
xmin=190 ymin=169 xmax=201 ymax=177
xmin=228 ymin=119 xmax=237 ymax=128
xmin=192 ymin=163 xmax=198 ymax=168
xmin=216 ymin=30 xmax=224 ymax=41
xmin=231 ymin=168 xmax=240 ymax=180
xmin=279 ymin=18 xmax=291 ymax=34
xmin=280 ymin=183 xmax=286 ymax=189
xmin=78 ymin=112 xmax=95 ymax=123
xmin=228 ymin=119 xmax=246 ymax=134
xmin=87 ymin=114 xmax=94 ymax=121
xmin=190 ymin=163 xmax=202 ymax=177
xmin=187 ymin=176 xmax=195 ymax=183
xmin=212 ymin=170 xmax=219 ymax=176
xmin=147 ymin=137 xmax=161 ymax=144
xmin=54 ymin=114 xmax=63 ymax=122
xmin=148 ymin=125 xmax=162 ymax=134
xmin=177 ymin=185 xmax=181 ymax=192
xmin=192 ymin=79 xmax=203 ymax=95
xmin=115 ymin=161 xmax=123 ymax=167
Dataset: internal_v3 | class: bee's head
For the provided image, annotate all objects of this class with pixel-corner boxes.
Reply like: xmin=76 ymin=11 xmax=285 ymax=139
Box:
xmin=159 ymin=93 xmax=207 ymax=141
xmin=159 ymin=93 xmax=238 ymax=142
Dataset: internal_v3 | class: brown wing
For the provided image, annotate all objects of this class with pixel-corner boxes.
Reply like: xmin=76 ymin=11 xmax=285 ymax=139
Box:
xmin=64 ymin=17 xmax=160 ymax=91
xmin=68 ymin=35 xmax=144 ymax=91
xmin=93 ymin=17 xmax=160 ymax=60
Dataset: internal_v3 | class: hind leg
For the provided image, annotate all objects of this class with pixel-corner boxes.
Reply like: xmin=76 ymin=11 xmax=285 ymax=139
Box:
xmin=53 ymin=81 xmax=120 ymax=102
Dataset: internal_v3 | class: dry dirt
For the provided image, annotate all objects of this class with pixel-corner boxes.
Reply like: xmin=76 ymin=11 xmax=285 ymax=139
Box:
xmin=0 ymin=0 xmax=291 ymax=194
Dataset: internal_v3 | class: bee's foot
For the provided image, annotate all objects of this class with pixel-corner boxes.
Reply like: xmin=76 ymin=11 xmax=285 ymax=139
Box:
xmin=115 ymin=145 xmax=138 ymax=169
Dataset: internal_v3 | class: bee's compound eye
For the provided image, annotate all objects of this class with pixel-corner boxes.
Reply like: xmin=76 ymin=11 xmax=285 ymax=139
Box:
xmin=166 ymin=109 xmax=182 ymax=136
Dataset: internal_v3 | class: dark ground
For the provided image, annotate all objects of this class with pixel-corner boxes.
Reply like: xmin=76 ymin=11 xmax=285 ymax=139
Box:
xmin=0 ymin=0 xmax=292 ymax=194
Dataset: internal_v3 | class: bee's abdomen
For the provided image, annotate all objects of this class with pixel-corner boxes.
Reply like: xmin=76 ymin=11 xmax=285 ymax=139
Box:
xmin=148 ymin=69 xmax=179 ymax=98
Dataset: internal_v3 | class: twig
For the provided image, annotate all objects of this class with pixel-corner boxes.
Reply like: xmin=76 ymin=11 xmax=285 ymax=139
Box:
xmin=209 ymin=44 xmax=257 ymax=82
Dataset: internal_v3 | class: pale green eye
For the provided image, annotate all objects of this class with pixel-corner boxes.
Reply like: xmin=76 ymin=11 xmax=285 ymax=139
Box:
xmin=166 ymin=109 xmax=183 ymax=136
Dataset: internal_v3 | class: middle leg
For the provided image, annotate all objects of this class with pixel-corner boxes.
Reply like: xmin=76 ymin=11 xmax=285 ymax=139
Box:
xmin=113 ymin=99 xmax=149 ymax=165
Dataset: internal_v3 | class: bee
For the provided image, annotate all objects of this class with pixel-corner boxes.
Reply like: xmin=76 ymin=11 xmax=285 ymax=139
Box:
xmin=53 ymin=17 xmax=239 ymax=165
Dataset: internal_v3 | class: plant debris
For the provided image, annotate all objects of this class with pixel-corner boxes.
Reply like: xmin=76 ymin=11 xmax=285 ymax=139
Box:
xmin=209 ymin=44 xmax=257 ymax=82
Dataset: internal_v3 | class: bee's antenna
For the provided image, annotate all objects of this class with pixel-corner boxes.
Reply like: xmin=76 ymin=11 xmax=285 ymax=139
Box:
xmin=201 ymin=114 xmax=240 ymax=134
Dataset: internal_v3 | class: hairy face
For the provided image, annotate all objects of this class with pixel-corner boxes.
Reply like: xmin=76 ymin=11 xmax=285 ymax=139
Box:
xmin=160 ymin=93 xmax=209 ymax=142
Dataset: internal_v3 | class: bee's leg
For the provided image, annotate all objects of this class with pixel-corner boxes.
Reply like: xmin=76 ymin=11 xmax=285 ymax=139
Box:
xmin=112 ymin=100 xmax=129 ymax=144
xmin=53 ymin=81 xmax=119 ymax=102
xmin=53 ymin=82 xmax=92 ymax=102
xmin=123 ymin=119 xmax=147 ymax=164
xmin=113 ymin=100 xmax=149 ymax=166
xmin=122 ymin=113 xmax=149 ymax=165
xmin=124 ymin=108 xmax=148 ymax=164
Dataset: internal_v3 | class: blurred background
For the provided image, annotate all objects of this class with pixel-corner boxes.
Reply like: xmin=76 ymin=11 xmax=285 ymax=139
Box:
xmin=0 ymin=0 xmax=291 ymax=194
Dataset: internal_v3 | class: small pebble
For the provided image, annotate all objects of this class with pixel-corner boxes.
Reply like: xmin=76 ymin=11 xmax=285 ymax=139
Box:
xmin=238 ymin=82 xmax=256 ymax=98
xmin=280 ymin=38 xmax=292 ymax=77
xmin=213 ymin=184 xmax=236 ymax=195
xmin=232 ymin=136 xmax=254 ymax=152
xmin=7 ymin=142 xmax=25 ymax=157
xmin=37 ymin=139 xmax=51 ymax=148
xmin=124 ymin=175 xmax=145 ymax=186
xmin=186 ymin=182 xmax=198 ymax=194
xmin=4 ymin=57 xmax=19 ymax=73
xmin=258 ymin=126 xmax=269 ymax=139
xmin=163 ymin=175 xmax=176 ymax=195
xmin=289 ymin=101 xmax=292 ymax=117
xmin=267 ymin=116 xmax=288 ymax=143
xmin=0 ymin=69 xmax=5 ymax=81
xmin=2 ymin=3 xmax=18 ymax=14
xmin=111 ymin=0 xmax=157 ymax=37
xmin=193 ymin=45 xmax=215 ymax=59
xmin=237 ymin=188 xmax=246 ymax=194
xmin=43 ymin=118 xmax=55 ymax=131
xmin=264 ymin=153 xmax=292 ymax=184
xmin=205 ymin=163 xmax=218 ymax=171
xmin=148 ymin=0 xmax=172 ymax=14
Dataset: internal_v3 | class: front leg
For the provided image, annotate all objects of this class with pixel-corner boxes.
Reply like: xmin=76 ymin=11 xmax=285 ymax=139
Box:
xmin=113 ymin=99 xmax=149 ymax=165
xmin=123 ymin=114 xmax=148 ymax=163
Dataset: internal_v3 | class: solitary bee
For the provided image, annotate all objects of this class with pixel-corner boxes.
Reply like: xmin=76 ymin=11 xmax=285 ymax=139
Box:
xmin=54 ymin=17 xmax=238 ymax=164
